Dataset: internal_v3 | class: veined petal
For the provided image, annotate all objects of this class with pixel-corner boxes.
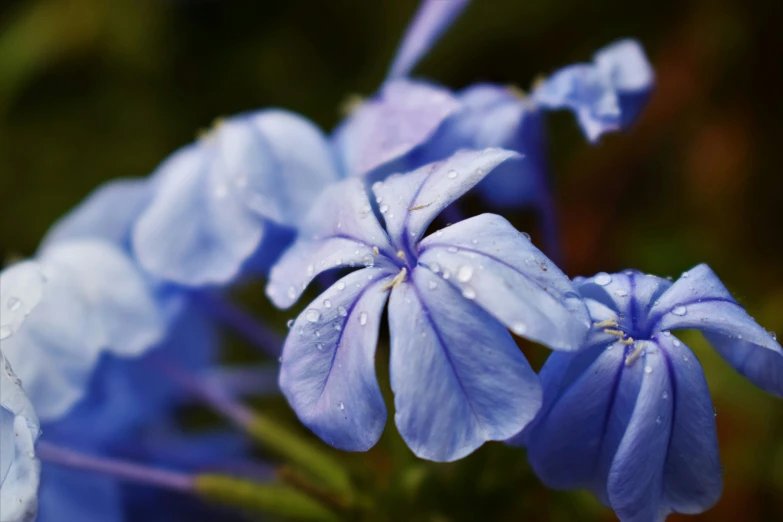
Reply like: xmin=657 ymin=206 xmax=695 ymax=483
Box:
xmin=387 ymin=0 xmax=471 ymax=79
xmin=214 ymin=110 xmax=341 ymax=227
xmin=132 ymin=144 xmax=263 ymax=287
xmin=388 ymin=267 xmax=541 ymax=462
xmin=40 ymin=178 xmax=151 ymax=252
xmin=334 ymin=79 xmax=460 ymax=176
xmin=418 ymin=214 xmax=589 ymax=350
xmin=647 ymin=264 xmax=783 ymax=396
xmin=279 ymin=268 xmax=392 ymax=451
xmin=372 ymin=148 xmax=521 ymax=251
xmin=266 ymin=178 xmax=395 ymax=309
xmin=526 ymin=341 xmax=623 ymax=490
xmin=607 ymin=345 xmax=673 ymax=522
xmin=656 ymin=335 xmax=722 ymax=516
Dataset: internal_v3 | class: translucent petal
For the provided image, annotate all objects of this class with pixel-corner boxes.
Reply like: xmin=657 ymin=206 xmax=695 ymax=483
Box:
xmin=279 ymin=268 xmax=392 ymax=451
xmin=388 ymin=267 xmax=541 ymax=462
xmin=418 ymin=214 xmax=590 ymax=351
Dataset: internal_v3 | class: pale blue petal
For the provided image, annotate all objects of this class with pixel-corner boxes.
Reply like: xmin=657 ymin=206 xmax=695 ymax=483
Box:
xmin=132 ymin=144 xmax=264 ymax=287
xmin=387 ymin=0 xmax=471 ymax=79
xmin=647 ymin=264 xmax=783 ymax=396
xmin=0 ymin=352 xmax=40 ymax=522
xmin=213 ymin=110 xmax=341 ymax=228
xmin=388 ymin=267 xmax=541 ymax=462
xmin=607 ymin=345 xmax=673 ymax=522
xmin=418 ymin=213 xmax=589 ymax=350
xmin=266 ymin=178 xmax=395 ymax=309
xmin=334 ymin=79 xmax=460 ymax=176
xmin=0 ymin=261 xmax=46 ymax=339
xmin=40 ymin=178 xmax=151 ymax=252
xmin=594 ymin=39 xmax=655 ymax=128
xmin=279 ymin=268 xmax=392 ymax=451
xmin=372 ymin=148 xmax=521 ymax=249
xmin=38 ymin=465 xmax=121 ymax=522
xmin=655 ymin=335 xmax=722 ymax=516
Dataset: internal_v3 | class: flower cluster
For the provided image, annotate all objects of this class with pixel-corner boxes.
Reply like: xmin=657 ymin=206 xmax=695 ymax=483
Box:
xmin=2 ymin=1 xmax=780 ymax=522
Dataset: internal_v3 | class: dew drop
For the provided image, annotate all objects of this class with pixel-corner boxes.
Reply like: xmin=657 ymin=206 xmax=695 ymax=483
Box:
xmin=682 ymin=271 xmax=690 ymax=278
xmin=0 ymin=326 xmax=11 ymax=340
xmin=7 ymin=298 xmax=21 ymax=312
xmin=360 ymin=203 xmax=371 ymax=213
xmin=380 ymin=204 xmax=390 ymax=214
xmin=512 ymin=322 xmax=527 ymax=335
xmin=447 ymin=246 xmax=458 ymax=253
xmin=521 ymin=232 xmax=531 ymax=241
xmin=442 ymin=271 xmax=451 ymax=280
xmin=457 ymin=265 xmax=474 ymax=283
xmin=333 ymin=322 xmax=342 ymax=331
xmin=671 ymin=305 xmax=687 ymax=316
xmin=594 ymin=272 xmax=612 ymax=286
xmin=447 ymin=170 xmax=458 ymax=179
xmin=336 ymin=282 xmax=346 ymax=291
xmin=376 ymin=195 xmax=383 ymax=203
xmin=338 ymin=401 xmax=345 ymax=411
xmin=288 ymin=286 xmax=297 ymax=299
xmin=672 ymin=339 xmax=681 ymax=347
xmin=362 ymin=254 xmax=375 ymax=267
xmin=334 ymin=258 xmax=342 ymax=266
xmin=614 ymin=289 xmax=629 ymax=297
xmin=315 ymin=330 xmax=321 ymax=337
xmin=316 ymin=343 xmax=325 ymax=352
xmin=662 ymin=391 xmax=669 ymax=400
xmin=359 ymin=312 xmax=368 ymax=326
xmin=471 ymin=239 xmax=479 ymax=245
xmin=430 ymin=263 xmax=441 ymax=274
xmin=286 ymin=319 xmax=294 ymax=329
xmin=663 ymin=330 xmax=671 ymax=337
xmin=305 ymin=309 xmax=321 ymax=323
xmin=644 ymin=365 xmax=653 ymax=374
xmin=323 ymin=299 xmax=332 ymax=308
xmin=462 ymin=286 xmax=476 ymax=300
xmin=682 ymin=355 xmax=690 ymax=362
xmin=713 ymin=407 xmax=718 ymax=417
xmin=306 ymin=264 xmax=315 ymax=277
xmin=428 ymin=280 xmax=438 ymax=291
xmin=337 ymin=305 xmax=348 ymax=317
xmin=656 ymin=415 xmax=662 ymax=424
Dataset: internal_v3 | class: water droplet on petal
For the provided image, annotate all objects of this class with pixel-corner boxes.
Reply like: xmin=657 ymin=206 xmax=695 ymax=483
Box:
xmin=644 ymin=365 xmax=653 ymax=374
xmin=7 ymin=298 xmax=21 ymax=312
xmin=447 ymin=170 xmax=458 ymax=179
xmin=288 ymin=286 xmax=297 ymax=299
xmin=662 ymin=391 xmax=669 ymax=400
xmin=305 ymin=309 xmax=321 ymax=323
xmin=337 ymin=305 xmax=347 ymax=317
xmin=333 ymin=322 xmax=342 ymax=331
xmin=457 ymin=265 xmax=473 ymax=283
xmin=682 ymin=271 xmax=690 ymax=278
xmin=380 ymin=204 xmax=390 ymax=214
xmin=362 ymin=254 xmax=375 ymax=267
xmin=512 ymin=322 xmax=527 ymax=335
xmin=359 ymin=312 xmax=368 ymax=326
xmin=614 ymin=289 xmax=628 ymax=297
xmin=338 ymin=401 xmax=345 ymax=411
xmin=360 ymin=203 xmax=371 ymax=213
xmin=323 ymin=299 xmax=332 ymax=308
xmin=521 ymin=232 xmax=531 ymax=241
xmin=447 ymin=246 xmax=458 ymax=253
xmin=663 ymin=330 xmax=672 ymax=337
xmin=442 ymin=271 xmax=450 ymax=280
xmin=286 ymin=319 xmax=294 ymax=329
xmin=336 ymin=282 xmax=346 ymax=291
xmin=672 ymin=305 xmax=687 ymax=316
xmin=306 ymin=264 xmax=315 ymax=277
xmin=656 ymin=415 xmax=662 ymax=424
xmin=672 ymin=339 xmax=681 ymax=347
xmin=316 ymin=343 xmax=325 ymax=351
xmin=428 ymin=280 xmax=438 ymax=290
xmin=0 ymin=326 xmax=11 ymax=340
xmin=594 ymin=273 xmax=612 ymax=286
xmin=376 ymin=195 xmax=383 ymax=203
xmin=430 ymin=263 xmax=441 ymax=273
xmin=462 ymin=286 xmax=476 ymax=300
xmin=683 ymin=355 xmax=690 ymax=362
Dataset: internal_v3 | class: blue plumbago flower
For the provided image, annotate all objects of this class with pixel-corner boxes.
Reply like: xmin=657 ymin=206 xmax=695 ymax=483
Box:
xmin=1 ymin=349 xmax=41 ymax=522
xmin=523 ymin=265 xmax=783 ymax=522
xmin=131 ymin=110 xmax=342 ymax=287
xmin=266 ymin=149 xmax=590 ymax=461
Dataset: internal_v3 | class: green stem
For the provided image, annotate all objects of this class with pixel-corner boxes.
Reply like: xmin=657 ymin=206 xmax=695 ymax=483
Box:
xmin=247 ymin=413 xmax=355 ymax=501
xmin=195 ymin=474 xmax=341 ymax=522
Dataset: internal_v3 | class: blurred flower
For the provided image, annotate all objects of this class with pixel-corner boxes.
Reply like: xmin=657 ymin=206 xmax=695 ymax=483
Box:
xmin=131 ymin=110 xmax=342 ymax=287
xmin=267 ymin=149 xmax=590 ymax=461
xmin=0 ymin=350 xmax=41 ymax=522
xmin=523 ymin=265 xmax=783 ymax=522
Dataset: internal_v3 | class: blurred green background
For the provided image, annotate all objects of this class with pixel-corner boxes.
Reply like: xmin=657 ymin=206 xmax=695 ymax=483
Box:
xmin=1 ymin=0 xmax=782 ymax=520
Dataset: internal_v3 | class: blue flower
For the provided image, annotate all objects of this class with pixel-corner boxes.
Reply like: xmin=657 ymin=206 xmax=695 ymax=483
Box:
xmin=131 ymin=110 xmax=342 ymax=287
xmin=266 ymin=149 xmax=590 ymax=461
xmin=523 ymin=265 xmax=783 ymax=522
xmin=1 ymin=349 xmax=41 ymax=522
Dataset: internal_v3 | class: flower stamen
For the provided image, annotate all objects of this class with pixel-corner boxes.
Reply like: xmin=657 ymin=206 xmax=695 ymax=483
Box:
xmin=381 ymin=267 xmax=408 ymax=291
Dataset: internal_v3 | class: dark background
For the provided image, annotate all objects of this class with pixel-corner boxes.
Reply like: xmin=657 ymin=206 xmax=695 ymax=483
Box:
xmin=1 ymin=0 xmax=782 ymax=520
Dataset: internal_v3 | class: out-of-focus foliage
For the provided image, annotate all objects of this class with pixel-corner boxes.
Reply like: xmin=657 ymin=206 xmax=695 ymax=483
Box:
xmin=1 ymin=0 xmax=782 ymax=520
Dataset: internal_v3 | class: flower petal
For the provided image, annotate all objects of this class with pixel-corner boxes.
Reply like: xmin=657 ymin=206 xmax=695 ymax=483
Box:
xmin=214 ymin=110 xmax=341 ymax=227
xmin=647 ymin=264 xmax=783 ymax=396
xmin=594 ymin=39 xmax=655 ymax=128
xmin=334 ymin=79 xmax=460 ymax=176
xmin=418 ymin=213 xmax=590 ymax=350
xmin=388 ymin=267 xmax=541 ymax=462
xmin=38 ymin=465 xmax=122 ymax=522
xmin=132 ymin=144 xmax=263 ymax=287
xmin=40 ymin=178 xmax=151 ymax=251
xmin=526 ymin=341 xmax=623 ymax=491
xmin=373 ymin=148 xmax=521 ymax=250
xmin=607 ymin=345 xmax=674 ymax=522
xmin=266 ymin=178 xmax=395 ymax=308
xmin=279 ymin=268 xmax=392 ymax=451
xmin=387 ymin=0 xmax=471 ymax=79
xmin=656 ymin=334 xmax=722 ymax=515
xmin=0 ymin=261 xmax=46 ymax=339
